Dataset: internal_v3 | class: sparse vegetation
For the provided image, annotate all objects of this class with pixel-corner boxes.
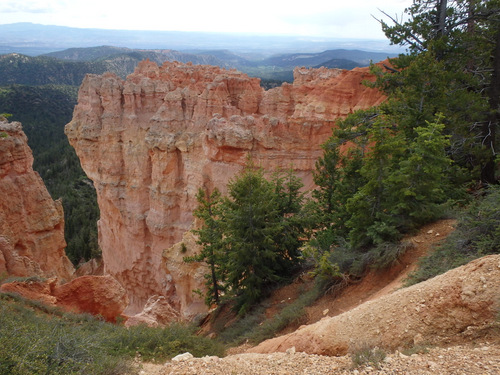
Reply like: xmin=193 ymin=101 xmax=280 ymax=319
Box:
xmin=0 ymin=292 xmax=224 ymax=375
xmin=350 ymin=344 xmax=386 ymax=369
xmin=245 ymin=282 xmax=324 ymax=344
xmin=212 ymin=280 xmax=325 ymax=346
xmin=405 ymin=185 xmax=500 ymax=286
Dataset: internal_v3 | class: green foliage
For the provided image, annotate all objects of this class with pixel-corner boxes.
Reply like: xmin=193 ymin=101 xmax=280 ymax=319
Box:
xmin=0 ymin=293 xmax=224 ymax=375
xmin=214 ymin=281 xmax=325 ymax=346
xmin=302 ymin=243 xmax=342 ymax=281
xmin=188 ymin=160 xmax=308 ymax=315
xmin=378 ymin=0 xmax=500 ymax=183
xmin=306 ymin=0 xmax=500 ymax=283
xmin=0 ymin=112 xmax=12 ymax=123
xmin=270 ymin=168 xmax=311 ymax=274
xmin=0 ymin=54 xmax=108 ymax=86
xmin=224 ymin=165 xmax=289 ymax=314
xmin=310 ymin=110 xmax=455 ymax=257
xmin=185 ymin=188 xmax=227 ymax=306
xmin=346 ymin=114 xmax=453 ymax=247
xmin=406 ymin=185 xmax=500 ymax=285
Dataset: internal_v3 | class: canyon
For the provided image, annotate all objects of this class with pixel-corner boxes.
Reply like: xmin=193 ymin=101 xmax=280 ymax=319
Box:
xmin=0 ymin=118 xmax=74 ymax=281
xmin=64 ymin=60 xmax=386 ymax=319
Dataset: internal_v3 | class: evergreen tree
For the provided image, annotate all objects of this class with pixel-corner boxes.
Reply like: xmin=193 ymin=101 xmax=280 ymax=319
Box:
xmin=184 ymin=188 xmax=227 ymax=306
xmin=377 ymin=0 xmax=500 ymax=183
xmin=345 ymin=114 xmax=453 ymax=247
xmin=223 ymin=165 xmax=284 ymax=314
xmin=270 ymin=168 xmax=309 ymax=274
xmin=188 ymin=161 xmax=307 ymax=314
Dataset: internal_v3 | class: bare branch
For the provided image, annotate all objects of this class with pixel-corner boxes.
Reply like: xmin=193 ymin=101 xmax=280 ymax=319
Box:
xmin=376 ymin=9 xmax=426 ymax=52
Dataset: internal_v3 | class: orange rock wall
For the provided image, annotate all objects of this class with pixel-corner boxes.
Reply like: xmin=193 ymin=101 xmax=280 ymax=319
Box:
xmin=0 ymin=275 xmax=128 ymax=322
xmin=65 ymin=61 xmax=385 ymax=317
xmin=0 ymin=119 xmax=74 ymax=280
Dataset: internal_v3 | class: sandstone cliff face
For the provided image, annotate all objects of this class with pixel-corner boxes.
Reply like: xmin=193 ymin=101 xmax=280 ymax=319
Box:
xmin=0 ymin=119 xmax=74 ymax=280
xmin=65 ymin=61 xmax=385 ymax=317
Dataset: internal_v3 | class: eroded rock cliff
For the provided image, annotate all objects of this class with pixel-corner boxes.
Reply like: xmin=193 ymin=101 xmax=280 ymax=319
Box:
xmin=0 ymin=119 xmax=74 ymax=280
xmin=65 ymin=61 xmax=385 ymax=318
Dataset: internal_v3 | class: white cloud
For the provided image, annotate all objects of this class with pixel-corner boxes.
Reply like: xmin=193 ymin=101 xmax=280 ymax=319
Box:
xmin=0 ymin=0 xmax=67 ymax=13
xmin=0 ymin=0 xmax=414 ymax=39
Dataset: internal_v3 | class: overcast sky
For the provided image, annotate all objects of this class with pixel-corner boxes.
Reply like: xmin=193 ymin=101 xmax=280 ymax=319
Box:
xmin=1 ymin=0 xmax=411 ymax=40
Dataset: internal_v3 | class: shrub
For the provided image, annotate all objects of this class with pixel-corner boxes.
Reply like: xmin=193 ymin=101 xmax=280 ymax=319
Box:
xmin=351 ymin=344 xmax=386 ymax=369
xmin=0 ymin=293 xmax=224 ymax=375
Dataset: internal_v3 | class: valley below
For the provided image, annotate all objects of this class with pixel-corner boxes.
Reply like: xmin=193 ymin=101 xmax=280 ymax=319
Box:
xmin=1 ymin=14 xmax=499 ymax=372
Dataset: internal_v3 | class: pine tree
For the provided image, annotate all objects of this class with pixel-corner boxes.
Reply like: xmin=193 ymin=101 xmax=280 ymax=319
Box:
xmin=184 ymin=188 xmax=227 ymax=306
xmin=346 ymin=114 xmax=453 ymax=247
xmin=186 ymin=163 xmax=308 ymax=313
xmin=223 ymin=165 xmax=283 ymax=314
xmin=377 ymin=0 xmax=500 ymax=183
xmin=270 ymin=168 xmax=308 ymax=274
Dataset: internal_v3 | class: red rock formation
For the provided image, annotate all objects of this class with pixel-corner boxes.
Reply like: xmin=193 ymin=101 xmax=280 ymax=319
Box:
xmin=65 ymin=61 xmax=385 ymax=318
xmin=0 ymin=275 xmax=128 ymax=322
xmin=53 ymin=275 xmax=128 ymax=322
xmin=0 ymin=119 xmax=74 ymax=280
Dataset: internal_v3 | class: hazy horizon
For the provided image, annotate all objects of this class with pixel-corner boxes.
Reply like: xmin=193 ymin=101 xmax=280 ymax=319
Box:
xmin=0 ymin=0 xmax=410 ymax=40
xmin=0 ymin=22 xmax=405 ymax=56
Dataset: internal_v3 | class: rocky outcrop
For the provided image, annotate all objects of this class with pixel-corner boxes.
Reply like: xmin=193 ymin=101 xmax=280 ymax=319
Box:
xmin=53 ymin=275 xmax=128 ymax=321
xmin=0 ymin=275 xmax=128 ymax=322
xmin=249 ymin=255 xmax=500 ymax=355
xmin=125 ymin=295 xmax=180 ymax=327
xmin=0 ymin=119 xmax=74 ymax=280
xmin=65 ymin=61 xmax=386 ymax=317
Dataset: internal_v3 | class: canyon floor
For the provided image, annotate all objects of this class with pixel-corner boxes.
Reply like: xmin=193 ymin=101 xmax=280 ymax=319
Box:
xmin=138 ymin=220 xmax=500 ymax=374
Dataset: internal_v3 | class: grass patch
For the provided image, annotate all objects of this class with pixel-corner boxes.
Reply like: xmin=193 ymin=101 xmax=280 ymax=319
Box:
xmin=214 ymin=280 xmax=326 ymax=346
xmin=350 ymin=344 xmax=386 ymax=369
xmin=401 ymin=344 xmax=430 ymax=356
xmin=0 ymin=292 xmax=225 ymax=375
xmin=214 ymin=304 xmax=267 ymax=345
xmin=246 ymin=282 xmax=324 ymax=344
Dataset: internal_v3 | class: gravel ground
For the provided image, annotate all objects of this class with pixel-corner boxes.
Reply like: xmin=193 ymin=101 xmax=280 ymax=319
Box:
xmin=139 ymin=341 xmax=500 ymax=375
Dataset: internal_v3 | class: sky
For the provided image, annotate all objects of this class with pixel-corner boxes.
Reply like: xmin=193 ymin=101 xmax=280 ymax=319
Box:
xmin=0 ymin=0 xmax=411 ymax=40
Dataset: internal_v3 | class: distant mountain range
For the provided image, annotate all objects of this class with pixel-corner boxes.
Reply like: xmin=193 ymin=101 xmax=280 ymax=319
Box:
xmin=0 ymin=45 xmax=397 ymax=85
xmin=0 ymin=22 xmax=402 ymax=57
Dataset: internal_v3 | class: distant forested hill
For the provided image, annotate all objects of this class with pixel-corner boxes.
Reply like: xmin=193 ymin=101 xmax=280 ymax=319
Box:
xmin=261 ymin=49 xmax=392 ymax=69
xmin=0 ymin=54 xmax=108 ymax=85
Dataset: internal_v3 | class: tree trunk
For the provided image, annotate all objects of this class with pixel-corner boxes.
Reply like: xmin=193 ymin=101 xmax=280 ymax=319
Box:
xmin=481 ymin=25 xmax=500 ymax=184
xmin=437 ymin=0 xmax=448 ymax=36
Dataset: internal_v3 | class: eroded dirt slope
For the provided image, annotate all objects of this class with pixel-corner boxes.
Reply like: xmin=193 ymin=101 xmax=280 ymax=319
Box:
xmin=140 ymin=220 xmax=500 ymax=374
